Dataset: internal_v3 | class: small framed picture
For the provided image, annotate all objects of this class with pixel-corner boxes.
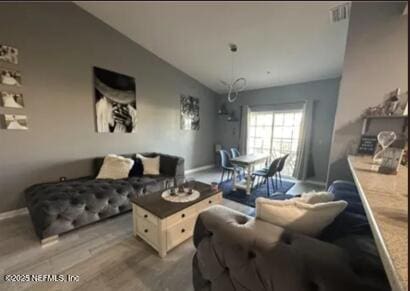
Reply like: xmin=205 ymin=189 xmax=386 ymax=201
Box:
xmin=0 ymin=44 xmax=18 ymax=64
xmin=358 ymin=135 xmax=378 ymax=155
xmin=0 ymin=91 xmax=24 ymax=108
xmin=0 ymin=68 xmax=22 ymax=87
xmin=0 ymin=114 xmax=28 ymax=130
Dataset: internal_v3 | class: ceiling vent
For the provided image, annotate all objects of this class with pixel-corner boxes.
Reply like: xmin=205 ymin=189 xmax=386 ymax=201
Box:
xmin=330 ymin=3 xmax=350 ymax=23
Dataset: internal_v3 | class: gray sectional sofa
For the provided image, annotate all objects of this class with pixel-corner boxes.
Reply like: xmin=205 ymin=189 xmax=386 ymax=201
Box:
xmin=25 ymin=152 xmax=184 ymax=242
xmin=193 ymin=181 xmax=389 ymax=291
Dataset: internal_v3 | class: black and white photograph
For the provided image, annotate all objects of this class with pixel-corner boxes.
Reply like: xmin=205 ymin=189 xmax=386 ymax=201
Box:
xmin=0 ymin=114 xmax=28 ymax=130
xmin=0 ymin=44 xmax=18 ymax=64
xmin=0 ymin=91 xmax=24 ymax=108
xmin=180 ymin=95 xmax=200 ymax=130
xmin=94 ymin=67 xmax=137 ymax=133
xmin=0 ymin=68 xmax=22 ymax=87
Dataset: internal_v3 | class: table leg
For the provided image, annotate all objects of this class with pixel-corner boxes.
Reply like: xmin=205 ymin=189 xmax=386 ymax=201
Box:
xmin=246 ymin=164 xmax=253 ymax=195
xmin=232 ymin=164 xmax=237 ymax=191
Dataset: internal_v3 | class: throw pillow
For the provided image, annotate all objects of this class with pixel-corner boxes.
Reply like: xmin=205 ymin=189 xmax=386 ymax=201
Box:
xmin=129 ymin=157 xmax=144 ymax=177
xmin=255 ymin=197 xmax=347 ymax=237
xmin=298 ymin=191 xmax=335 ymax=204
xmin=96 ymin=154 xmax=134 ymax=180
xmin=137 ymin=154 xmax=160 ymax=175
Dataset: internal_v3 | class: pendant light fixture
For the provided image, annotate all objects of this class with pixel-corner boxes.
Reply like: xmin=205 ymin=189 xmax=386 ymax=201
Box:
xmin=220 ymin=43 xmax=246 ymax=103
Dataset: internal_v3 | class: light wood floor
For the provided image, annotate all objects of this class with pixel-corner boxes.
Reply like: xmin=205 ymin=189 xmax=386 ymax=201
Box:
xmin=0 ymin=201 xmax=251 ymax=291
xmin=0 ymin=168 xmax=323 ymax=291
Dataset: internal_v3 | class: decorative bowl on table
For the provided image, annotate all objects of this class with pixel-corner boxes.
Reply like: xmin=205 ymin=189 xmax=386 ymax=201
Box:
xmin=161 ymin=187 xmax=200 ymax=203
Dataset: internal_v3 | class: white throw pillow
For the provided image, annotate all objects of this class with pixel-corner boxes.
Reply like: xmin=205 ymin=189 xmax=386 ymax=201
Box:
xmin=255 ymin=196 xmax=347 ymax=237
xmin=298 ymin=191 xmax=335 ymax=204
xmin=96 ymin=154 xmax=134 ymax=180
xmin=137 ymin=154 xmax=160 ymax=175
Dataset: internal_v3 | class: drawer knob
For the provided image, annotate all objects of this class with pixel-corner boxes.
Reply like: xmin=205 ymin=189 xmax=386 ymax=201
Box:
xmin=181 ymin=229 xmax=185 ymax=233
xmin=144 ymin=214 xmax=148 ymax=218
xmin=144 ymin=229 xmax=148 ymax=233
xmin=209 ymin=200 xmax=212 ymax=204
xmin=181 ymin=213 xmax=185 ymax=218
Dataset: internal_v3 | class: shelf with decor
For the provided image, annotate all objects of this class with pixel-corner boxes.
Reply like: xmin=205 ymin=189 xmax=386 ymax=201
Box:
xmin=361 ymin=115 xmax=408 ymax=135
xmin=217 ymin=103 xmax=238 ymax=122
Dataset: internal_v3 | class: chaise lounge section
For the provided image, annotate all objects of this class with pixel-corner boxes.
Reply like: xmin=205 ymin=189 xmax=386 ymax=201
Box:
xmin=25 ymin=152 xmax=184 ymax=243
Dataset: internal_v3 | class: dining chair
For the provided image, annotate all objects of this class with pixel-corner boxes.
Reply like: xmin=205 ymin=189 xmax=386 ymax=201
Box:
xmin=251 ymin=157 xmax=281 ymax=196
xmin=230 ymin=147 xmax=247 ymax=177
xmin=275 ymin=154 xmax=289 ymax=186
xmin=219 ymin=150 xmax=236 ymax=183
xmin=230 ymin=148 xmax=241 ymax=158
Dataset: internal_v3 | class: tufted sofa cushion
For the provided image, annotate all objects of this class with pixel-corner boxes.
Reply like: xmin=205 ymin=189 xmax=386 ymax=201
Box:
xmin=25 ymin=177 xmax=174 ymax=240
xmin=193 ymin=205 xmax=389 ymax=291
xmin=25 ymin=179 xmax=137 ymax=239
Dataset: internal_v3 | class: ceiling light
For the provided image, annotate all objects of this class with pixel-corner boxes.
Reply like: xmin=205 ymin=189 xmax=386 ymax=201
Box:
xmin=220 ymin=44 xmax=246 ymax=103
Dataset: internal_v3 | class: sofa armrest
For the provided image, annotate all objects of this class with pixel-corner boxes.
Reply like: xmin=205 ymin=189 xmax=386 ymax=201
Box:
xmin=167 ymin=154 xmax=185 ymax=185
xmin=193 ymin=205 xmax=384 ymax=291
xmin=156 ymin=153 xmax=185 ymax=183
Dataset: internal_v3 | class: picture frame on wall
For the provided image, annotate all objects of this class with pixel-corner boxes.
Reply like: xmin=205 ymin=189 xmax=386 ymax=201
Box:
xmin=180 ymin=95 xmax=200 ymax=130
xmin=0 ymin=68 xmax=22 ymax=87
xmin=0 ymin=91 xmax=24 ymax=108
xmin=0 ymin=44 xmax=18 ymax=65
xmin=94 ymin=67 xmax=137 ymax=133
xmin=0 ymin=114 xmax=28 ymax=130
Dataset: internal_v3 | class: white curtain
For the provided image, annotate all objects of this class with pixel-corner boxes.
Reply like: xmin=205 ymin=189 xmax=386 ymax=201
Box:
xmin=293 ymin=100 xmax=315 ymax=180
xmin=239 ymin=105 xmax=250 ymax=154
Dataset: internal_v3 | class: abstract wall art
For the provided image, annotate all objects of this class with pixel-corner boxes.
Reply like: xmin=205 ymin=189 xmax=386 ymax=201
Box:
xmin=180 ymin=95 xmax=199 ymax=130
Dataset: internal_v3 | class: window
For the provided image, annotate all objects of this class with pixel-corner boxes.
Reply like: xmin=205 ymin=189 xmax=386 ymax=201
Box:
xmin=247 ymin=110 xmax=303 ymax=176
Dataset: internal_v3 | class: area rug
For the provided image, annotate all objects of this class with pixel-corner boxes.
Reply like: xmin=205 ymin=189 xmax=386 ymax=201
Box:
xmin=219 ymin=179 xmax=296 ymax=208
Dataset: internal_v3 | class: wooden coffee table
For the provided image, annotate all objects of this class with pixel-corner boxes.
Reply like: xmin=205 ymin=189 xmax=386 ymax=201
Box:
xmin=130 ymin=181 xmax=222 ymax=258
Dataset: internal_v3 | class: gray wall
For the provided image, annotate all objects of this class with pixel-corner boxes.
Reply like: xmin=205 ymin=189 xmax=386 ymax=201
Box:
xmin=216 ymin=78 xmax=340 ymax=183
xmin=0 ymin=3 xmax=218 ymax=213
xmin=327 ymin=2 xmax=408 ymax=184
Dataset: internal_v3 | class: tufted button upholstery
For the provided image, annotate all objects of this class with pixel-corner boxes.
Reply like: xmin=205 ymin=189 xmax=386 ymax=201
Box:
xmin=192 ymin=205 xmax=389 ymax=291
xmin=25 ymin=153 xmax=184 ymax=240
xmin=25 ymin=177 xmax=174 ymax=240
xmin=25 ymin=179 xmax=135 ymax=239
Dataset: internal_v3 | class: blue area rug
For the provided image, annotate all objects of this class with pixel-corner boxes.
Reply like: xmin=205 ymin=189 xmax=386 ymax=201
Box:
xmin=220 ymin=179 xmax=296 ymax=208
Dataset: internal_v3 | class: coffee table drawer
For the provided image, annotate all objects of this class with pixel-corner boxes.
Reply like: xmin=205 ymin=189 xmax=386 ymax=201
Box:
xmin=134 ymin=205 xmax=159 ymax=225
xmin=136 ymin=217 xmax=158 ymax=247
xmin=166 ymin=205 xmax=198 ymax=227
xmin=196 ymin=193 xmax=223 ymax=212
xmin=166 ymin=216 xmax=196 ymax=251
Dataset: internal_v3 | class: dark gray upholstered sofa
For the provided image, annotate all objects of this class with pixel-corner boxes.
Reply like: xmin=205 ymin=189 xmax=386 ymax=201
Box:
xmin=25 ymin=152 xmax=184 ymax=242
xmin=192 ymin=181 xmax=390 ymax=291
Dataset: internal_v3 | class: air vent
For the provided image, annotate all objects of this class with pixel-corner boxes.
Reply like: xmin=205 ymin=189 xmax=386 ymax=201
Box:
xmin=330 ymin=3 xmax=350 ymax=23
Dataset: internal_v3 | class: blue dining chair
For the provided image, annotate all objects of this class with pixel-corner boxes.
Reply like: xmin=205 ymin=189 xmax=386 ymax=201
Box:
xmin=219 ymin=150 xmax=236 ymax=183
xmin=251 ymin=157 xmax=281 ymax=196
xmin=275 ymin=154 xmax=289 ymax=186
xmin=230 ymin=148 xmax=241 ymax=158
xmin=230 ymin=147 xmax=246 ymax=177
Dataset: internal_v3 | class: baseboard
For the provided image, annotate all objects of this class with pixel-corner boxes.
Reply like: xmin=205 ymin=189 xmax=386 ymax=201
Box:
xmin=0 ymin=207 xmax=28 ymax=220
xmin=305 ymin=180 xmax=326 ymax=187
xmin=185 ymin=164 xmax=215 ymax=175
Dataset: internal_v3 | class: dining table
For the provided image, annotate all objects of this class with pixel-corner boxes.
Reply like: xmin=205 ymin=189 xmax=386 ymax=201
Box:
xmin=230 ymin=153 xmax=270 ymax=195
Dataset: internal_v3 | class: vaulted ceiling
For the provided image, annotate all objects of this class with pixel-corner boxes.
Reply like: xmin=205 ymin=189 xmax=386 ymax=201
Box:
xmin=76 ymin=1 xmax=349 ymax=93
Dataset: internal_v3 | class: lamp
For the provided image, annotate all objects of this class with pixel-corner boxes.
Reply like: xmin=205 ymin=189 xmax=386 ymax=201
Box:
xmin=220 ymin=44 xmax=246 ymax=103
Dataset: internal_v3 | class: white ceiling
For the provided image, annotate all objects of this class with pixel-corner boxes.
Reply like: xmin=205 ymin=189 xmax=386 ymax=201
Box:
xmin=75 ymin=1 xmax=349 ymax=94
